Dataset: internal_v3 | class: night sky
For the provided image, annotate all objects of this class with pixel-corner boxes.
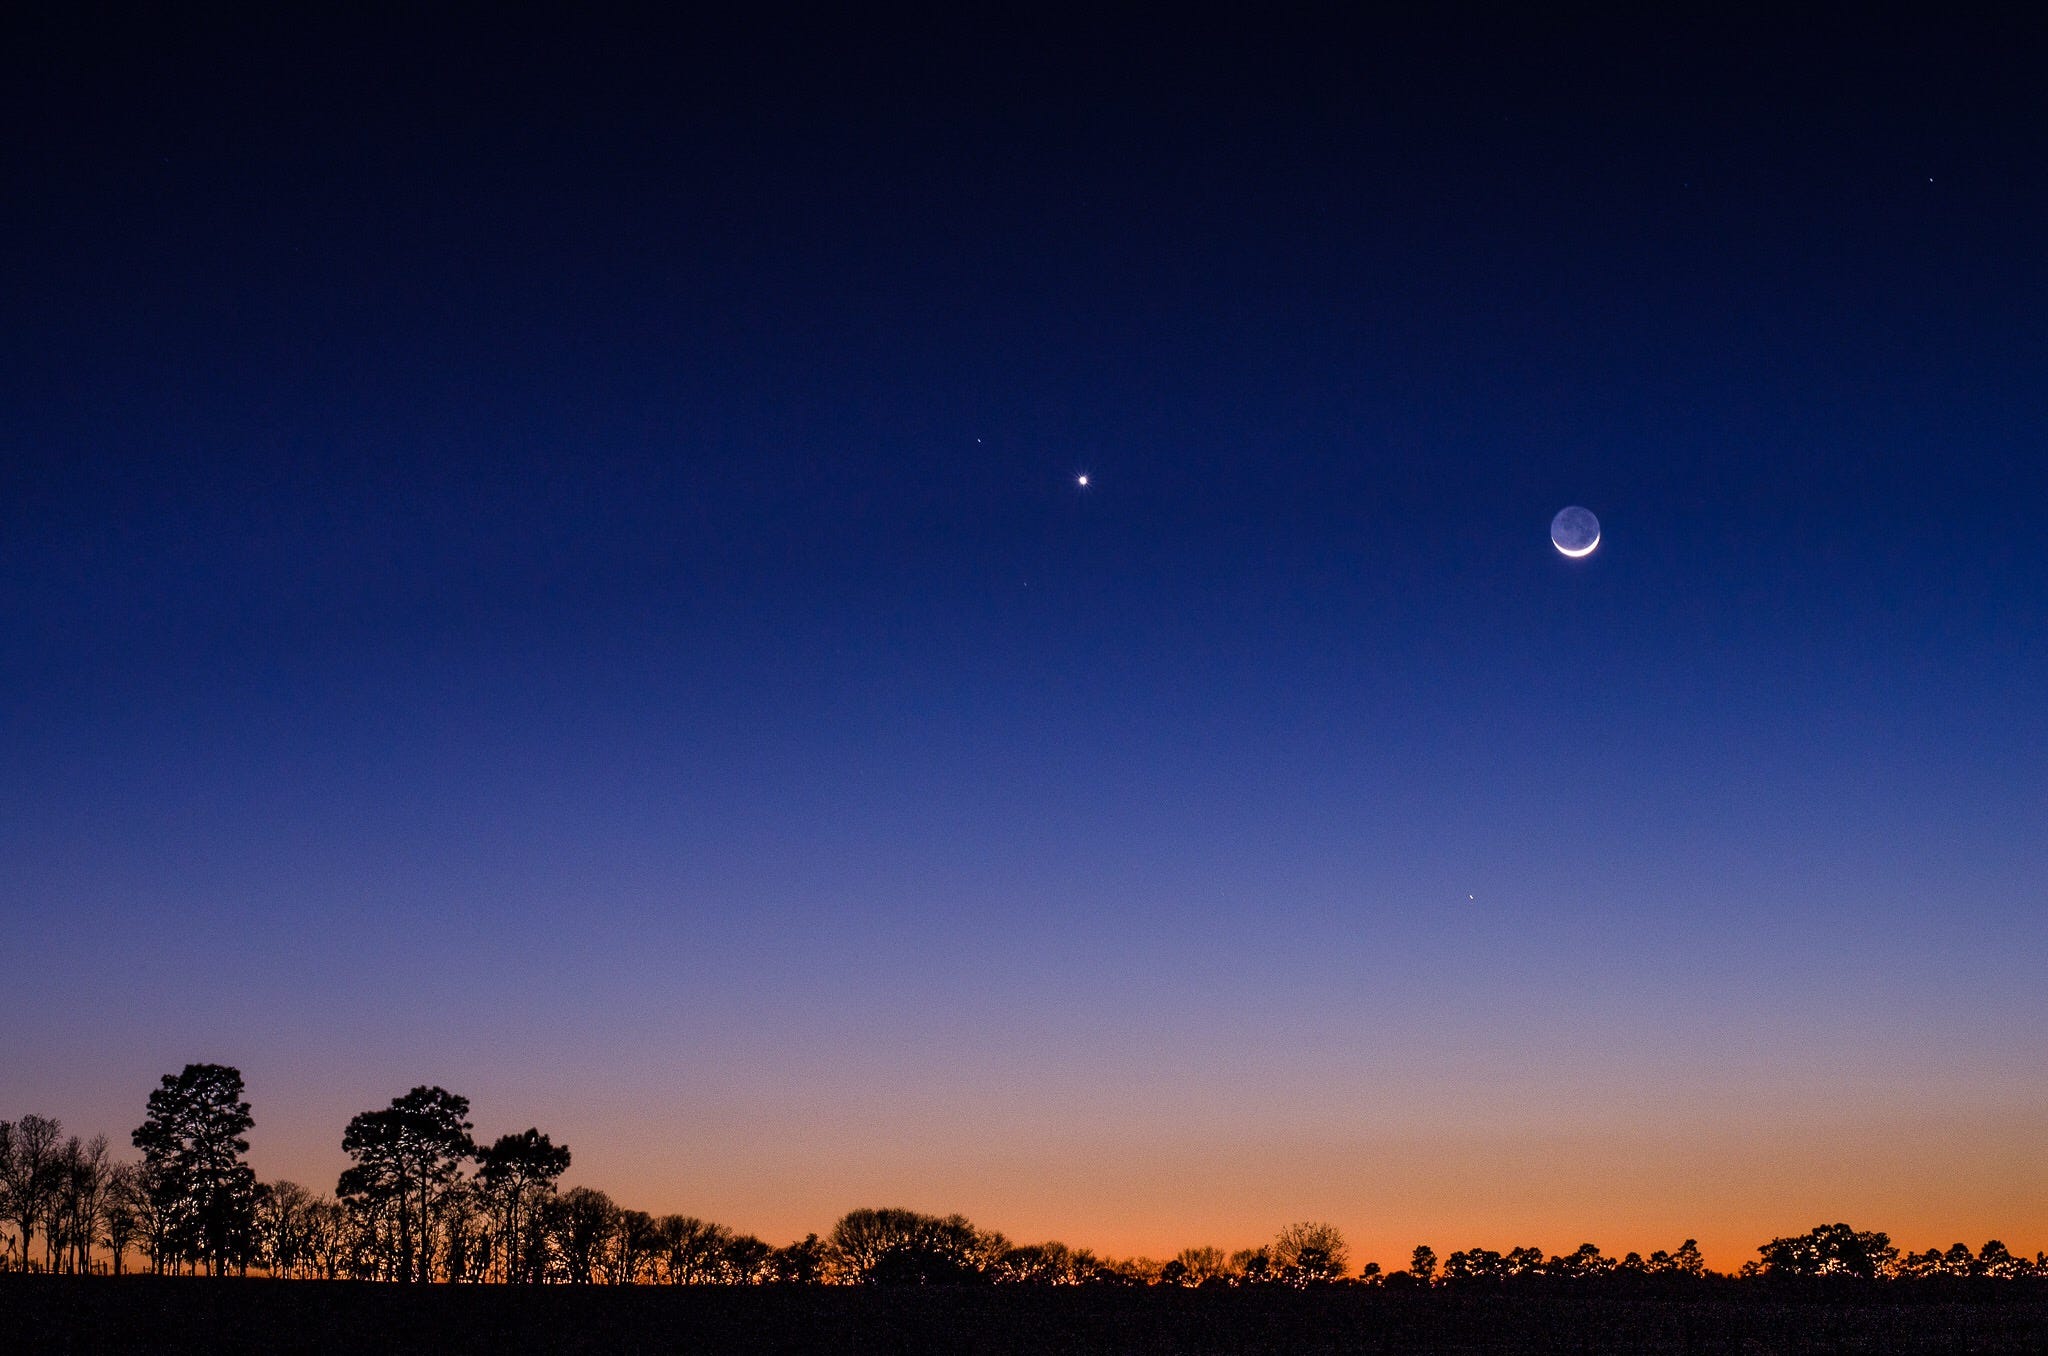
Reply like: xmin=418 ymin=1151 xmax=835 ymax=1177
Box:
xmin=5 ymin=8 xmax=2044 ymax=1267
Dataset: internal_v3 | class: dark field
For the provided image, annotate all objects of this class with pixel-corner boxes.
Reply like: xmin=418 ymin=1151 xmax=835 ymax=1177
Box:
xmin=12 ymin=1279 xmax=2048 ymax=1355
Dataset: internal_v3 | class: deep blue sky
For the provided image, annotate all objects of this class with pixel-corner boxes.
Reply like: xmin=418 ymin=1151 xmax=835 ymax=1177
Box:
xmin=4 ymin=7 xmax=2044 ymax=1262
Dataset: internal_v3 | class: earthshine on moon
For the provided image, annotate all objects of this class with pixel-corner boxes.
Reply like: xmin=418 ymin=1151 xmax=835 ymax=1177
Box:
xmin=1550 ymin=506 xmax=1600 ymax=557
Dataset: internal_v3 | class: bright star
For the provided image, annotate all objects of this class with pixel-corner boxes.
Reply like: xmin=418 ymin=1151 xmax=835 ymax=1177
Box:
xmin=1076 ymin=475 xmax=1089 ymax=487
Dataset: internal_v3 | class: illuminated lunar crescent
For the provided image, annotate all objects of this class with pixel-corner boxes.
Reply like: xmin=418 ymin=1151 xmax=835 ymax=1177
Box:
xmin=1550 ymin=506 xmax=1600 ymax=557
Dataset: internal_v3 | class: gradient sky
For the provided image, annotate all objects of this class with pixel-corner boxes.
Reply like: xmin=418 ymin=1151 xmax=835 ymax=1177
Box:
xmin=4 ymin=8 xmax=2044 ymax=1270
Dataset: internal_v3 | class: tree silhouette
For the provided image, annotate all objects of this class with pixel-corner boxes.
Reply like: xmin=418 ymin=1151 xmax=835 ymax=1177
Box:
xmin=719 ymin=1232 xmax=773 ymax=1283
xmin=1407 ymin=1244 xmax=1437 ymax=1288
xmin=1757 ymin=1223 xmax=1899 ymax=1280
xmin=50 ymin=1134 xmax=113 ymax=1273
xmin=1 ymin=1116 xmax=63 ymax=1272
xmin=339 ymin=1086 xmax=475 ymax=1283
xmin=439 ymin=1181 xmax=492 ymax=1283
xmin=132 ymin=1065 xmax=257 ymax=1275
xmin=549 ymin=1185 xmax=619 ymax=1283
xmin=254 ymin=1181 xmax=321 ymax=1279
xmin=768 ymin=1233 xmax=827 ymax=1283
xmin=827 ymin=1207 xmax=1007 ymax=1285
xmin=605 ymin=1209 xmax=660 ymax=1284
xmin=475 ymin=1128 xmax=571 ymax=1283
xmin=1441 ymin=1246 xmax=1506 ymax=1284
xmin=1162 ymin=1245 xmax=1230 ymax=1287
xmin=100 ymin=1161 xmax=144 ymax=1275
xmin=1272 ymin=1221 xmax=1349 ymax=1284
xmin=1228 ymin=1245 xmax=1274 ymax=1283
xmin=1666 ymin=1239 xmax=1706 ymax=1278
xmin=1977 ymin=1240 xmax=2025 ymax=1279
xmin=1546 ymin=1243 xmax=1615 ymax=1279
xmin=24 ymin=1066 xmax=2048 ymax=1292
xmin=302 ymin=1196 xmax=352 ymax=1279
xmin=650 ymin=1214 xmax=732 ymax=1284
xmin=996 ymin=1240 xmax=1096 ymax=1285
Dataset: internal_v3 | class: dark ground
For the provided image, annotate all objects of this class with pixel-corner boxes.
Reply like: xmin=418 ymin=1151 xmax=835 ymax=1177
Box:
xmin=9 ymin=1277 xmax=2048 ymax=1355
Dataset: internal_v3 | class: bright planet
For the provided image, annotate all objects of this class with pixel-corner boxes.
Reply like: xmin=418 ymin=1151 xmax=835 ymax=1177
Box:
xmin=1550 ymin=505 xmax=1600 ymax=557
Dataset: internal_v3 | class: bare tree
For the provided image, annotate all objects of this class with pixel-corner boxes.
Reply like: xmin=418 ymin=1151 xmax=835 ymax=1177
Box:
xmin=652 ymin=1215 xmax=733 ymax=1284
xmin=997 ymin=1240 xmax=1084 ymax=1284
xmin=1273 ymin=1221 xmax=1349 ymax=1284
xmin=100 ymin=1162 xmax=145 ymax=1275
xmin=1163 ymin=1245 xmax=1230 ymax=1286
xmin=50 ymin=1135 xmax=112 ymax=1273
xmin=1 ymin=1115 xmax=63 ymax=1272
xmin=600 ymin=1209 xmax=659 ymax=1284
xmin=1228 ymin=1245 xmax=1273 ymax=1283
xmin=718 ymin=1232 xmax=773 ymax=1284
xmin=439 ymin=1180 xmax=491 ymax=1283
xmin=549 ymin=1186 xmax=620 ymax=1284
xmin=826 ymin=1207 xmax=1007 ymax=1284
xmin=303 ymin=1196 xmax=353 ymax=1280
xmin=767 ymin=1233 xmax=827 ymax=1283
xmin=255 ymin=1181 xmax=320 ymax=1278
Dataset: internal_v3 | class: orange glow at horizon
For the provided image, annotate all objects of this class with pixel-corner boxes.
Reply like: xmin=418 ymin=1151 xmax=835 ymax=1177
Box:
xmin=229 ymin=1064 xmax=2046 ymax=1277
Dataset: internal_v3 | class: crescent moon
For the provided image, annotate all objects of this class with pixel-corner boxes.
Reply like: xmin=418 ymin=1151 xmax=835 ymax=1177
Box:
xmin=1549 ymin=506 xmax=1601 ymax=557
xmin=1555 ymin=531 xmax=1599 ymax=558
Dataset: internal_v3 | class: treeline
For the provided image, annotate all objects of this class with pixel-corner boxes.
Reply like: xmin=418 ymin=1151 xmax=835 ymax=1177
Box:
xmin=4 ymin=1065 xmax=2044 ymax=1286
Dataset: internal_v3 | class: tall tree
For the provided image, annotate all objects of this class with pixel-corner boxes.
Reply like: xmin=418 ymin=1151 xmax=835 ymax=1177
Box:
xmin=2 ymin=1115 xmax=64 ymax=1272
xmin=338 ymin=1086 xmax=475 ymax=1283
xmin=132 ymin=1064 xmax=258 ymax=1275
xmin=475 ymin=1128 xmax=571 ymax=1283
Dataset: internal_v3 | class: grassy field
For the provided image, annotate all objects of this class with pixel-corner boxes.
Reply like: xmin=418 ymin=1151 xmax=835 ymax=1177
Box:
xmin=11 ymin=1277 xmax=2048 ymax=1354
